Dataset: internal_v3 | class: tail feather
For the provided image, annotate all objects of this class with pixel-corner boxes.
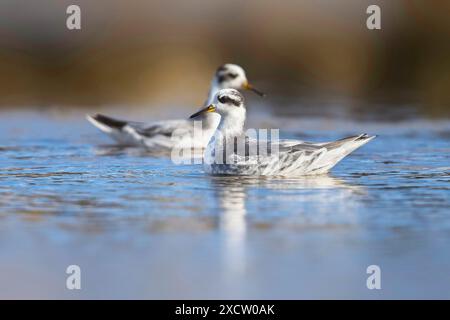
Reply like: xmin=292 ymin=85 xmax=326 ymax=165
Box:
xmin=324 ymin=133 xmax=376 ymax=150
xmin=306 ymin=134 xmax=376 ymax=174
xmin=87 ymin=114 xmax=142 ymax=145
xmin=88 ymin=114 xmax=127 ymax=130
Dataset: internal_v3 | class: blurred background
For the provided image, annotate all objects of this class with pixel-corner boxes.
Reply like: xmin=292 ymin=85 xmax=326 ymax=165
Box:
xmin=0 ymin=0 xmax=449 ymax=116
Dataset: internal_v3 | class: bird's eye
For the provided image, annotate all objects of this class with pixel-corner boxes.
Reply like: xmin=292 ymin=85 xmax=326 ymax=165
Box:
xmin=218 ymin=95 xmax=226 ymax=104
xmin=228 ymin=73 xmax=238 ymax=79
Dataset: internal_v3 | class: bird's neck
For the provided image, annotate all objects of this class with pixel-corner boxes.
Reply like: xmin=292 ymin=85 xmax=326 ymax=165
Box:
xmin=216 ymin=110 xmax=246 ymax=141
xmin=205 ymin=110 xmax=245 ymax=165
xmin=195 ymin=79 xmax=221 ymax=130
xmin=206 ymin=81 xmax=221 ymax=105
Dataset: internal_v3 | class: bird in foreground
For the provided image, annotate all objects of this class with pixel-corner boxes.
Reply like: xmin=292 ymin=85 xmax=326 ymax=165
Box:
xmin=86 ymin=64 xmax=264 ymax=150
xmin=190 ymin=89 xmax=376 ymax=176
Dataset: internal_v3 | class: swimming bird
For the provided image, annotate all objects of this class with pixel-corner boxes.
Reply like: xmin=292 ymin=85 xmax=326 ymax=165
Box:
xmin=86 ymin=64 xmax=264 ymax=150
xmin=190 ymin=89 xmax=376 ymax=176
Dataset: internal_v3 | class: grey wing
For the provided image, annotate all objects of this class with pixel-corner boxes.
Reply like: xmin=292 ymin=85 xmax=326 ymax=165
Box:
xmin=87 ymin=114 xmax=181 ymax=137
xmin=223 ymin=137 xmax=320 ymax=161
xmin=229 ymin=137 xmax=323 ymax=157
xmin=278 ymin=140 xmax=324 ymax=153
xmin=225 ymin=134 xmax=374 ymax=175
xmin=127 ymin=119 xmax=191 ymax=138
xmin=277 ymin=134 xmax=372 ymax=152
xmin=226 ymin=134 xmax=372 ymax=156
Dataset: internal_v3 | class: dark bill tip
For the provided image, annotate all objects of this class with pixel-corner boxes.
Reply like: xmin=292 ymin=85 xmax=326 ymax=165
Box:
xmin=249 ymin=86 xmax=266 ymax=97
xmin=245 ymin=83 xmax=266 ymax=97
xmin=189 ymin=105 xmax=215 ymax=119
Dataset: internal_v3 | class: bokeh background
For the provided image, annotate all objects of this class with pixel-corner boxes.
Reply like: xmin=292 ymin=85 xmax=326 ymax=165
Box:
xmin=0 ymin=0 xmax=449 ymax=117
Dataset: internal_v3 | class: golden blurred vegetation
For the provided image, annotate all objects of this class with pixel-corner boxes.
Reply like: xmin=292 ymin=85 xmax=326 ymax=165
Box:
xmin=0 ymin=0 xmax=449 ymax=116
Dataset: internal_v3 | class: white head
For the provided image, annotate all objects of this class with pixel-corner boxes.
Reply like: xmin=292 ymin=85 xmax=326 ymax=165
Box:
xmin=209 ymin=64 xmax=265 ymax=99
xmin=215 ymin=64 xmax=248 ymax=90
xmin=191 ymin=89 xmax=246 ymax=136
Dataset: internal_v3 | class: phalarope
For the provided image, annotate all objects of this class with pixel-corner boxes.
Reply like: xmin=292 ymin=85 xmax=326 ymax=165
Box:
xmin=190 ymin=89 xmax=376 ymax=176
xmin=86 ymin=64 xmax=264 ymax=150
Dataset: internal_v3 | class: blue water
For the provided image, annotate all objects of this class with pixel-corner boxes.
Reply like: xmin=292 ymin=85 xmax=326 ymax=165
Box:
xmin=0 ymin=109 xmax=449 ymax=299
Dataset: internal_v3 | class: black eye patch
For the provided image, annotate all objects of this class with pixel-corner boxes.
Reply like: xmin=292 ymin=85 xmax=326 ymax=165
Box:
xmin=217 ymin=72 xmax=238 ymax=83
xmin=218 ymin=95 xmax=241 ymax=106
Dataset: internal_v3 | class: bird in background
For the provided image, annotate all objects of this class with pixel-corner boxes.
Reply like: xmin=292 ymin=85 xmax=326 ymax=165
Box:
xmin=86 ymin=64 xmax=264 ymax=151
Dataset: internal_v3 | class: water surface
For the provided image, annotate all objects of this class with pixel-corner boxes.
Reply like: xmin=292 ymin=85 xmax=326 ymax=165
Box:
xmin=0 ymin=109 xmax=449 ymax=299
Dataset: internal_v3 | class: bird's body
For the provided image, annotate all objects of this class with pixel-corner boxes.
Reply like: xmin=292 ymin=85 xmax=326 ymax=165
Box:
xmin=194 ymin=89 xmax=375 ymax=176
xmin=86 ymin=64 xmax=264 ymax=151
xmin=204 ymin=133 xmax=375 ymax=176
xmin=87 ymin=114 xmax=219 ymax=150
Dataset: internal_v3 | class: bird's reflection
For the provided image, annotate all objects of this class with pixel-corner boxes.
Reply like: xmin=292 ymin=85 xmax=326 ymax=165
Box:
xmin=210 ymin=175 xmax=365 ymax=277
xmin=211 ymin=177 xmax=248 ymax=275
xmin=93 ymin=144 xmax=171 ymax=157
xmin=93 ymin=144 xmax=205 ymax=159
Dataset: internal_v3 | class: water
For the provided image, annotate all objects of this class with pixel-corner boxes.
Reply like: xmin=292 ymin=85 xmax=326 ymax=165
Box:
xmin=0 ymin=108 xmax=449 ymax=299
